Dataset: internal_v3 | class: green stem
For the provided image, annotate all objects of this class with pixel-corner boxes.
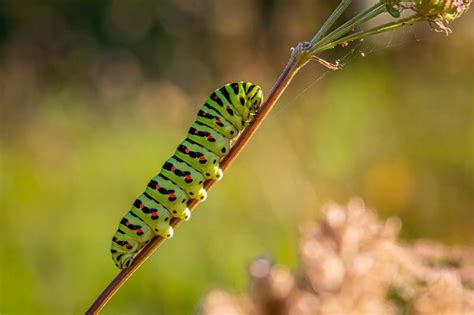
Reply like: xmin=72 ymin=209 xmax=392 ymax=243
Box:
xmin=310 ymin=0 xmax=353 ymax=44
xmin=311 ymin=2 xmax=386 ymax=50
xmin=311 ymin=15 xmax=425 ymax=55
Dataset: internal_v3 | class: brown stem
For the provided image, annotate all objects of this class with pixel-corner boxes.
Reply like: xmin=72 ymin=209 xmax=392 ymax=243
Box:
xmin=85 ymin=43 xmax=310 ymax=315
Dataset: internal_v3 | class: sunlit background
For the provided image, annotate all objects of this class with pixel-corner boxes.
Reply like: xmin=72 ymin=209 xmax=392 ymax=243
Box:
xmin=0 ymin=0 xmax=472 ymax=314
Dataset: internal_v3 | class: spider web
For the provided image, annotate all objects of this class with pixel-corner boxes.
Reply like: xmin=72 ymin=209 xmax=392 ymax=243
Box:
xmin=271 ymin=24 xmax=428 ymax=117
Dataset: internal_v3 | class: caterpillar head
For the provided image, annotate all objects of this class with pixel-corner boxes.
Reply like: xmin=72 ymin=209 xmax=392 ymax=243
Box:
xmin=244 ymin=82 xmax=263 ymax=113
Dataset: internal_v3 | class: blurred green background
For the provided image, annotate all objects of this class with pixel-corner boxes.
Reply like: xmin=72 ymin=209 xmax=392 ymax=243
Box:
xmin=0 ymin=0 xmax=472 ymax=314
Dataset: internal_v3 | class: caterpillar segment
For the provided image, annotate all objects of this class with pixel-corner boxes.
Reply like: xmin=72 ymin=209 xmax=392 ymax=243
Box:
xmin=196 ymin=105 xmax=239 ymax=139
xmin=207 ymin=92 xmax=245 ymax=131
xmin=161 ymin=157 xmax=207 ymax=201
xmin=145 ymin=174 xmax=191 ymax=220
xmin=119 ymin=212 xmax=155 ymax=241
xmin=187 ymin=122 xmax=231 ymax=157
xmin=111 ymin=82 xmax=263 ymax=269
xmin=131 ymin=193 xmax=174 ymax=237
xmin=175 ymin=139 xmax=223 ymax=180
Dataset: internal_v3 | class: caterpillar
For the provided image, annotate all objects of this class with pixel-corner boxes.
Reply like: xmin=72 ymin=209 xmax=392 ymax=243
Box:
xmin=111 ymin=82 xmax=264 ymax=269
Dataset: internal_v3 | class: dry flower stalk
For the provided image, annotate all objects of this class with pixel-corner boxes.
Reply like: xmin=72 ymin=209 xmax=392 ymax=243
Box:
xmin=200 ymin=199 xmax=474 ymax=315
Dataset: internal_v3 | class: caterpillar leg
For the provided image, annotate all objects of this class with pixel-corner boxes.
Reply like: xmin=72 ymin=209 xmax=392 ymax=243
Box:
xmin=216 ymin=168 xmax=223 ymax=181
xmin=157 ymin=224 xmax=174 ymax=239
xmin=111 ymin=245 xmax=135 ymax=269
xmin=111 ymin=231 xmax=143 ymax=269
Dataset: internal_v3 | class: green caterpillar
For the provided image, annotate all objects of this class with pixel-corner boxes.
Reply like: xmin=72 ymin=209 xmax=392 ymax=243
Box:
xmin=111 ymin=82 xmax=263 ymax=269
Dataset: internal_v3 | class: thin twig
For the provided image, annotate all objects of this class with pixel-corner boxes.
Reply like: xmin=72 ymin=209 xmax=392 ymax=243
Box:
xmin=310 ymin=0 xmax=353 ymax=43
xmin=311 ymin=15 xmax=425 ymax=54
xmin=311 ymin=2 xmax=386 ymax=47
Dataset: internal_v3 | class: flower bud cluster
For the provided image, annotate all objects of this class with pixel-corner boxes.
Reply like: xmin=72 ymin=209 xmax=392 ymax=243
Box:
xmin=381 ymin=0 xmax=470 ymax=33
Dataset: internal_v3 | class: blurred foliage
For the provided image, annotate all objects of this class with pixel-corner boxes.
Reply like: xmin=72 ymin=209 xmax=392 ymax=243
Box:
xmin=0 ymin=0 xmax=472 ymax=314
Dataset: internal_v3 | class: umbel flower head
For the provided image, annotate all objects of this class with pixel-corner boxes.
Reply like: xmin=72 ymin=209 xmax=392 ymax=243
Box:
xmin=417 ymin=0 xmax=471 ymax=33
xmin=415 ymin=0 xmax=471 ymax=22
xmin=382 ymin=0 xmax=471 ymax=33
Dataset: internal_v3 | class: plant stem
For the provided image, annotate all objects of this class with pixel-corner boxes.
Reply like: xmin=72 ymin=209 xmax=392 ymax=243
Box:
xmin=311 ymin=2 xmax=386 ymax=50
xmin=310 ymin=0 xmax=353 ymax=44
xmin=311 ymin=15 xmax=424 ymax=54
